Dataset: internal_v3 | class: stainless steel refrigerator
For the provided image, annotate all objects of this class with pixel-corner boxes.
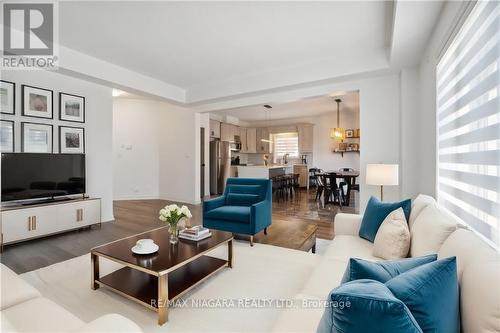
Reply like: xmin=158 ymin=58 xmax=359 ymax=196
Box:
xmin=210 ymin=140 xmax=231 ymax=195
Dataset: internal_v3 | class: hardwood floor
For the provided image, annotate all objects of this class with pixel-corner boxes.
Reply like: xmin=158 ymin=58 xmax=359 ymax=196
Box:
xmin=0 ymin=188 xmax=358 ymax=274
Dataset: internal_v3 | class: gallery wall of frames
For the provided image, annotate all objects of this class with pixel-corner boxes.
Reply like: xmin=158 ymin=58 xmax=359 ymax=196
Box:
xmin=0 ymin=80 xmax=86 ymax=154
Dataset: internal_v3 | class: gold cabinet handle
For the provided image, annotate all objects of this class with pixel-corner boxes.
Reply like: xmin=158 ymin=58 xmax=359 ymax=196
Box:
xmin=28 ymin=216 xmax=32 ymax=231
xmin=33 ymin=216 xmax=37 ymax=230
xmin=80 ymin=209 xmax=83 ymax=221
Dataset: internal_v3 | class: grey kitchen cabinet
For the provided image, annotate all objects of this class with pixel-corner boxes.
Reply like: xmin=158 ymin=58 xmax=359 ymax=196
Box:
xmin=256 ymin=128 xmax=271 ymax=153
xmin=210 ymin=119 xmax=221 ymax=138
xmin=221 ymin=123 xmax=240 ymax=142
xmin=240 ymin=127 xmax=248 ymax=153
xmin=246 ymin=128 xmax=257 ymax=153
xmin=220 ymin=123 xmax=232 ymax=141
xmin=298 ymin=124 xmax=314 ymax=153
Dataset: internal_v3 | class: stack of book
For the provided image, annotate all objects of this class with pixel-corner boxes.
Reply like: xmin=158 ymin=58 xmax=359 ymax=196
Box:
xmin=179 ymin=226 xmax=212 ymax=241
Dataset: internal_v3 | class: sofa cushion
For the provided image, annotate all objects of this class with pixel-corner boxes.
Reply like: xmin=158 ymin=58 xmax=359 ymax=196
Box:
xmin=324 ymin=235 xmax=378 ymax=262
xmin=408 ymin=194 xmax=436 ymax=229
xmin=373 ymin=208 xmax=410 ymax=260
xmin=438 ymin=228 xmax=499 ymax=279
xmin=300 ymin=258 xmax=348 ymax=299
xmin=205 ymin=206 xmax=251 ymax=223
xmin=460 ymin=259 xmax=500 ymax=333
xmin=317 ymin=279 xmax=422 ymax=333
xmin=359 ymin=196 xmax=411 ymax=242
xmin=1 ymin=297 xmax=85 ymax=332
xmin=341 ymin=255 xmax=437 ymax=284
xmin=271 ymin=293 xmax=325 ymax=333
xmin=1 ymin=264 xmax=41 ymax=310
xmin=386 ymin=257 xmax=459 ymax=333
xmin=226 ymin=193 xmax=260 ymax=206
xmin=410 ymin=204 xmax=458 ymax=257
xmin=226 ymin=184 xmax=262 ymax=195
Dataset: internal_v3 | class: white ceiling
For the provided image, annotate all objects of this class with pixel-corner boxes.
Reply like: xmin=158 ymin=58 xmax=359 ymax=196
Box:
xmin=213 ymin=91 xmax=359 ymax=123
xmin=60 ymin=1 xmax=385 ymax=88
xmin=58 ymin=1 xmax=443 ymax=105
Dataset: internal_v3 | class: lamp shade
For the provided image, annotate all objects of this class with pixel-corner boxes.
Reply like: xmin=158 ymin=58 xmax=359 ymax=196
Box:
xmin=366 ymin=164 xmax=399 ymax=186
xmin=330 ymin=128 xmax=344 ymax=139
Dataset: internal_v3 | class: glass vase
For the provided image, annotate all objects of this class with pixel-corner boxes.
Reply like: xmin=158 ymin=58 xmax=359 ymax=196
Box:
xmin=169 ymin=223 xmax=179 ymax=244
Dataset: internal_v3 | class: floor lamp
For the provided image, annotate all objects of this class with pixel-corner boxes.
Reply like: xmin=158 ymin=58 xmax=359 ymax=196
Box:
xmin=366 ymin=164 xmax=399 ymax=201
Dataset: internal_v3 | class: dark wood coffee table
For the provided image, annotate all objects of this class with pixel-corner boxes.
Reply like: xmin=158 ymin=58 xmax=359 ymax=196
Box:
xmin=90 ymin=227 xmax=233 ymax=325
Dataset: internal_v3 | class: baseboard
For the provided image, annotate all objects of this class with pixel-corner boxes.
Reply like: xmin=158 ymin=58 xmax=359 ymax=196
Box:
xmin=113 ymin=195 xmax=201 ymax=205
xmin=113 ymin=195 xmax=160 ymax=201
xmin=158 ymin=196 xmax=201 ymax=205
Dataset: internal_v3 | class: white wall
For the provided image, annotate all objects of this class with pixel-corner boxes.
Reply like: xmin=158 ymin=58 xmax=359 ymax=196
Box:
xmin=400 ymin=67 xmax=420 ymax=199
xmin=112 ymin=98 xmax=200 ymax=204
xmin=312 ymin=112 xmax=359 ymax=171
xmin=0 ymin=70 xmax=114 ymax=221
xmin=112 ymin=99 xmax=160 ymax=199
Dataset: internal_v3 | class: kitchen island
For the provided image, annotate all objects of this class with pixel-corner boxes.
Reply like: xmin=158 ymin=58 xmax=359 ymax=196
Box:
xmin=237 ymin=165 xmax=293 ymax=178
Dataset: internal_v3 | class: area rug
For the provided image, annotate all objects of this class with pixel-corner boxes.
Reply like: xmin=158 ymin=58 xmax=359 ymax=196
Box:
xmin=21 ymin=241 xmax=322 ymax=332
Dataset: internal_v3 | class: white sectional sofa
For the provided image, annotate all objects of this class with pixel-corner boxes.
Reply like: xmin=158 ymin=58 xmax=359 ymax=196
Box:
xmin=273 ymin=194 xmax=500 ymax=333
xmin=0 ymin=263 xmax=142 ymax=333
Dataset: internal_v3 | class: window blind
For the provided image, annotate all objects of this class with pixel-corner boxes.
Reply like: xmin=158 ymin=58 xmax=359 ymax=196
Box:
xmin=436 ymin=0 xmax=500 ymax=247
xmin=273 ymin=132 xmax=299 ymax=158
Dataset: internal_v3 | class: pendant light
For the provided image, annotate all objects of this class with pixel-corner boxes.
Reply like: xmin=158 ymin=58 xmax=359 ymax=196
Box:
xmin=261 ymin=104 xmax=273 ymax=143
xmin=330 ymin=98 xmax=344 ymax=139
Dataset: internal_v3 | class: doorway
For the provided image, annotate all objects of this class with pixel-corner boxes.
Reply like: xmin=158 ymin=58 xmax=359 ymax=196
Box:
xmin=200 ymin=127 xmax=205 ymax=200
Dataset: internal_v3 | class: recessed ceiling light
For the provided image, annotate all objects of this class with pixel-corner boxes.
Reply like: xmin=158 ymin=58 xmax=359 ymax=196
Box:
xmin=112 ymin=89 xmax=125 ymax=97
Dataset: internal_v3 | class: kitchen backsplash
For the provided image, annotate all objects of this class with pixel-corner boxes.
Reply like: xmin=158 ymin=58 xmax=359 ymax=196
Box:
xmin=234 ymin=153 xmax=312 ymax=166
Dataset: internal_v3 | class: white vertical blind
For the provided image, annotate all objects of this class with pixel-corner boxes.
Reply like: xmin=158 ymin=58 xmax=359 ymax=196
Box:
xmin=273 ymin=132 xmax=299 ymax=158
xmin=436 ymin=0 xmax=500 ymax=247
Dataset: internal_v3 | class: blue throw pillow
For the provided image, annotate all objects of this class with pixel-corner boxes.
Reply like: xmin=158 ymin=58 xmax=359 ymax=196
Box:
xmin=317 ymin=280 xmax=422 ymax=333
xmin=359 ymin=196 xmax=411 ymax=242
xmin=341 ymin=255 xmax=438 ymax=284
xmin=386 ymin=257 xmax=459 ymax=333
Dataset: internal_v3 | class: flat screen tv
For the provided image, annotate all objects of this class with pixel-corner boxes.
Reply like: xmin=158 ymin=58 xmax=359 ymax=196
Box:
xmin=1 ymin=153 xmax=86 ymax=202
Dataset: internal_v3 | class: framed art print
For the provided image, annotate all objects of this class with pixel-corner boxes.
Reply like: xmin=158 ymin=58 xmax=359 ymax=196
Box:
xmin=0 ymin=80 xmax=15 ymax=115
xmin=22 ymin=122 xmax=53 ymax=153
xmin=22 ymin=85 xmax=53 ymax=119
xmin=0 ymin=120 xmax=14 ymax=152
xmin=59 ymin=93 xmax=85 ymax=123
xmin=345 ymin=129 xmax=354 ymax=138
xmin=59 ymin=126 xmax=85 ymax=153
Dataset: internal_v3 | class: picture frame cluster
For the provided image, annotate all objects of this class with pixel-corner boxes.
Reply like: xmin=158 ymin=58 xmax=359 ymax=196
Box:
xmin=0 ymin=80 xmax=86 ymax=154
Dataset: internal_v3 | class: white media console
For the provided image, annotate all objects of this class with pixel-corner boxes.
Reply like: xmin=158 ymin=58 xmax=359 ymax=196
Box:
xmin=0 ymin=198 xmax=101 ymax=250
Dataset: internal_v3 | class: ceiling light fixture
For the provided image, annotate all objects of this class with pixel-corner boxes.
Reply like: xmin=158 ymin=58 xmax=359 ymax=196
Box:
xmin=330 ymin=98 xmax=344 ymax=140
xmin=261 ymin=105 xmax=274 ymax=143
xmin=112 ymin=89 xmax=125 ymax=97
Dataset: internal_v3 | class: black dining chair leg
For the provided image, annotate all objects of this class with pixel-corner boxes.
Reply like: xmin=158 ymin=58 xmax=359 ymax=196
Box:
xmin=315 ymin=186 xmax=323 ymax=201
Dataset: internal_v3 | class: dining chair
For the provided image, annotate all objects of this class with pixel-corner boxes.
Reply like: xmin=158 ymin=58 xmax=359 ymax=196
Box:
xmin=315 ymin=174 xmax=325 ymax=201
xmin=325 ymin=172 xmax=343 ymax=208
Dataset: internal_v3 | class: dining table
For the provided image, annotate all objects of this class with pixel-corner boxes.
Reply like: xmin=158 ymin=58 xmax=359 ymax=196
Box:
xmin=318 ymin=170 xmax=360 ymax=206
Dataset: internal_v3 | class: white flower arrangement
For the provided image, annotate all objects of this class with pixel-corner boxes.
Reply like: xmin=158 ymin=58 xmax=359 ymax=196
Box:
xmin=159 ymin=204 xmax=192 ymax=226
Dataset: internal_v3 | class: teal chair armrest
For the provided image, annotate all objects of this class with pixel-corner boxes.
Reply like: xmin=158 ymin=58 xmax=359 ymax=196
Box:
xmin=204 ymin=196 xmax=226 ymax=213
xmin=251 ymin=200 xmax=272 ymax=232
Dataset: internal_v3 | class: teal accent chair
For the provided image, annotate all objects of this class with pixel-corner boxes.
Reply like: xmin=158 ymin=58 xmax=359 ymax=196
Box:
xmin=203 ymin=178 xmax=272 ymax=246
